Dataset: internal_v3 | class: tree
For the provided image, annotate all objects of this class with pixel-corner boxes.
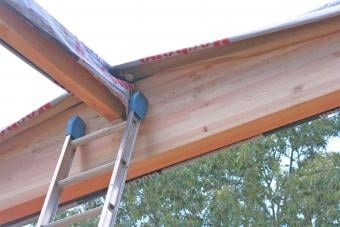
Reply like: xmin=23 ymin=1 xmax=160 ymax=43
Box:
xmin=52 ymin=112 xmax=339 ymax=226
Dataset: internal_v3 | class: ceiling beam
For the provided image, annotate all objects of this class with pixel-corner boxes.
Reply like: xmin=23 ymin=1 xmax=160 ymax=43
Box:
xmin=0 ymin=3 xmax=126 ymax=120
xmin=1 ymin=13 xmax=340 ymax=225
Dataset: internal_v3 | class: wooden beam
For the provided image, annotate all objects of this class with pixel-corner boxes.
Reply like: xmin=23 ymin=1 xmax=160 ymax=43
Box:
xmin=1 ymin=15 xmax=340 ymax=224
xmin=115 ymin=9 xmax=340 ymax=79
xmin=0 ymin=3 xmax=125 ymax=120
xmin=0 ymin=94 xmax=81 ymax=143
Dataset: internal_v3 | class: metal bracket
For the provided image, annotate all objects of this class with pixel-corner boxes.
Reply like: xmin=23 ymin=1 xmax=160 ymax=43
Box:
xmin=109 ymin=67 xmax=136 ymax=82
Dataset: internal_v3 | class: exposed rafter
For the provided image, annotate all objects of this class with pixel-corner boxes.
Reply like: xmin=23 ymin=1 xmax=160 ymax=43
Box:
xmin=1 ymin=13 xmax=339 ymax=224
xmin=0 ymin=2 xmax=131 ymax=120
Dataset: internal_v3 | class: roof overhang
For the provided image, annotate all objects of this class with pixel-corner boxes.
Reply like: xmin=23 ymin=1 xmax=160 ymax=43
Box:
xmin=0 ymin=1 xmax=340 ymax=224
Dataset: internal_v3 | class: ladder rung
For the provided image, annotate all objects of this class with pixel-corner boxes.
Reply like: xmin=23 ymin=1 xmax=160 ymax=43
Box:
xmin=58 ymin=162 xmax=114 ymax=188
xmin=72 ymin=121 xmax=126 ymax=147
xmin=47 ymin=205 xmax=103 ymax=227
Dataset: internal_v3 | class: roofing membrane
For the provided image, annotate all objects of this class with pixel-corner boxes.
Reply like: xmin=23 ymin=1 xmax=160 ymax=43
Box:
xmin=2 ymin=0 xmax=133 ymax=104
xmin=1 ymin=0 xmax=340 ymax=137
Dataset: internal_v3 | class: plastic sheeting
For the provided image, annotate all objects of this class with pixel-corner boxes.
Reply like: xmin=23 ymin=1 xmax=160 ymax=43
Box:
xmin=0 ymin=94 xmax=69 ymax=136
xmin=113 ymin=0 xmax=340 ymax=79
xmin=1 ymin=0 xmax=340 ymax=138
xmin=2 ymin=0 xmax=133 ymax=105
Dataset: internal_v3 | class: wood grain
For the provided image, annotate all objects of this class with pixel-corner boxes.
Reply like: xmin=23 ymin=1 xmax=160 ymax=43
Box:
xmin=0 ymin=15 xmax=340 ymax=224
xmin=0 ymin=95 xmax=81 ymax=143
xmin=0 ymin=3 xmax=125 ymax=120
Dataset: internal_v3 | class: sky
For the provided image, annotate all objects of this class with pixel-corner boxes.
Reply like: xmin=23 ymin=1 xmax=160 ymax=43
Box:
xmin=0 ymin=0 xmax=338 ymax=151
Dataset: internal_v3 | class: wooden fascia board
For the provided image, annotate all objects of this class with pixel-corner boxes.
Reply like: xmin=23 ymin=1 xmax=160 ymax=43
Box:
xmin=0 ymin=94 xmax=81 ymax=143
xmin=1 ymin=14 xmax=340 ymax=224
xmin=1 ymin=93 xmax=339 ymax=224
xmin=115 ymin=11 xmax=340 ymax=80
xmin=0 ymin=3 xmax=125 ymax=120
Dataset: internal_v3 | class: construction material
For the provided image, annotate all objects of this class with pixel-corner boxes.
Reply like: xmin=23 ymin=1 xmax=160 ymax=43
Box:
xmin=0 ymin=0 xmax=132 ymax=120
xmin=114 ymin=2 xmax=340 ymax=79
xmin=0 ymin=94 xmax=80 ymax=141
xmin=36 ymin=92 xmax=148 ymax=226
xmin=1 ymin=0 xmax=339 ymax=135
xmin=1 ymin=4 xmax=340 ymax=225
xmin=1 ymin=13 xmax=339 ymax=223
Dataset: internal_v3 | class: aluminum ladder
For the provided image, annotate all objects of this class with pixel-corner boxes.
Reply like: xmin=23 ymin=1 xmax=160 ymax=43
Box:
xmin=36 ymin=92 xmax=148 ymax=227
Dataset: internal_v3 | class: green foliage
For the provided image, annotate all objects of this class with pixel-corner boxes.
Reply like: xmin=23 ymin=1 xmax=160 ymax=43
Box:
xmin=58 ymin=112 xmax=340 ymax=226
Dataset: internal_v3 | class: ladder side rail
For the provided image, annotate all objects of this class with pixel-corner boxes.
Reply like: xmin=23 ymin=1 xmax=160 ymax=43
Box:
xmin=98 ymin=111 xmax=141 ymax=227
xmin=36 ymin=92 xmax=147 ymax=227
xmin=37 ymin=116 xmax=85 ymax=226
xmin=36 ymin=135 xmax=75 ymax=226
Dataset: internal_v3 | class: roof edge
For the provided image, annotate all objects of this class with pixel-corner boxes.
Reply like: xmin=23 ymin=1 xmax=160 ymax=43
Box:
xmin=113 ymin=3 xmax=340 ymax=81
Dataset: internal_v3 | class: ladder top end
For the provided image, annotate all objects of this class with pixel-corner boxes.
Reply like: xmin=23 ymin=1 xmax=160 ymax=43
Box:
xmin=128 ymin=92 xmax=148 ymax=120
xmin=66 ymin=116 xmax=86 ymax=139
